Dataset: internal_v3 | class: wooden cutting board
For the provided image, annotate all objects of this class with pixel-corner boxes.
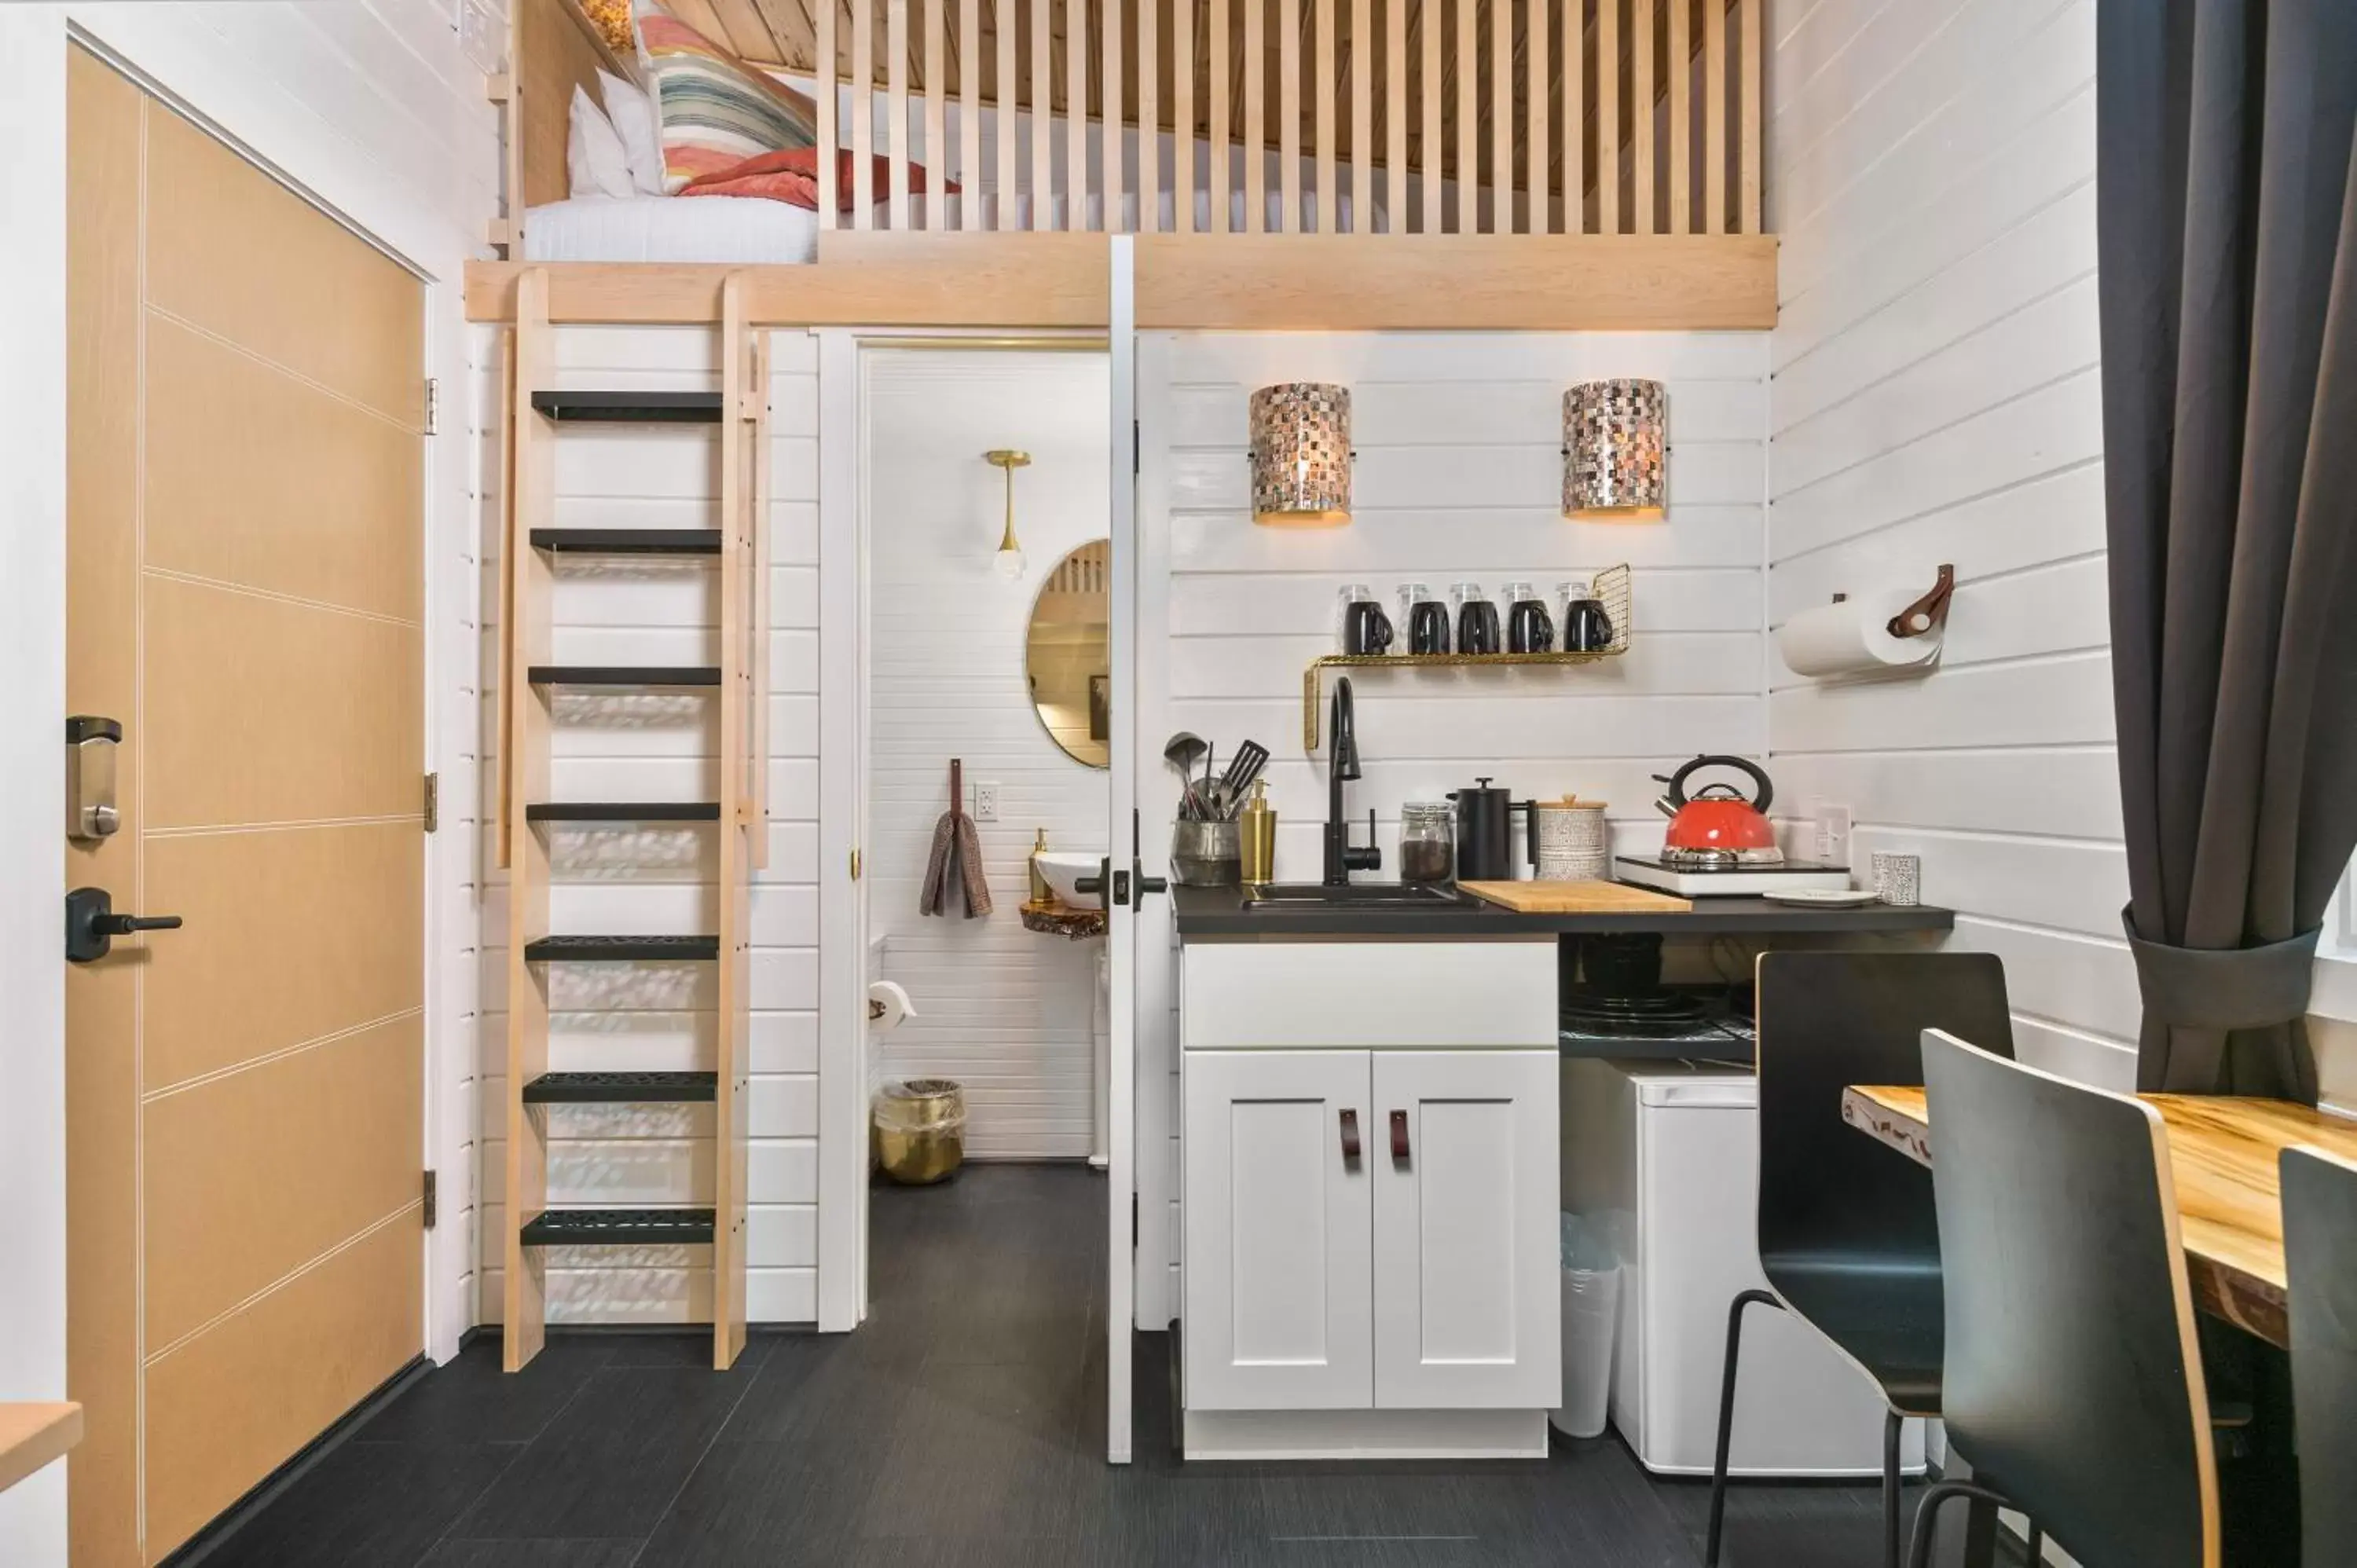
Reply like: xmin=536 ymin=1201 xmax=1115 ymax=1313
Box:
xmin=1457 ymin=879 xmax=1694 ymax=914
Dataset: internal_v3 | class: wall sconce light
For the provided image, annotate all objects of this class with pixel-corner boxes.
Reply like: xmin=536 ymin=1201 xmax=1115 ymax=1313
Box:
xmin=1563 ymin=379 xmax=1667 ymax=519
xmin=1249 ymin=382 xmax=1352 ymax=526
xmin=985 ymin=449 xmax=1031 ymax=579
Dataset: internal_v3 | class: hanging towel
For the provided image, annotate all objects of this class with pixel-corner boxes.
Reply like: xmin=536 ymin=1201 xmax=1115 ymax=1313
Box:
xmin=919 ymin=759 xmax=994 ymax=919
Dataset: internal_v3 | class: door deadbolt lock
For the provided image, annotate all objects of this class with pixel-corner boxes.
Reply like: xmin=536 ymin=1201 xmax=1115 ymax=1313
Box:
xmin=67 ymin=716 xmax=122 ymax=841
xmin=66 ymin=887 xmax=181 ymax=964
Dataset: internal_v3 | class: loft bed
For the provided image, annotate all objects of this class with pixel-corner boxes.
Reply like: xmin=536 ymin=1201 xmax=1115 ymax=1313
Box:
xmin=467 ymin=0 xmax=1777 ymax=331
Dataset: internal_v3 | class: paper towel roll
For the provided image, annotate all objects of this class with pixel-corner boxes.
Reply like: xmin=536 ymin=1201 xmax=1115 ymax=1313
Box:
xmin=1776 ymin=588 xmax=1944 ymax=680
xmin=867 ymin=979 xmax=917 ymax=1031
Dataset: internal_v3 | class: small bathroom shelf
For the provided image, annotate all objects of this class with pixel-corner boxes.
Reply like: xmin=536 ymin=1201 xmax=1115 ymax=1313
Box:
xmin=520 ymin=1208 xmax=717 ymax=1247
xmin=521 ymin=1070 xmax=719 ymax=1104
xmin=1303 ymin=564 xmax=1633 ymax=750
xmin=1020 ymin=899 xmax=1109 ymax=940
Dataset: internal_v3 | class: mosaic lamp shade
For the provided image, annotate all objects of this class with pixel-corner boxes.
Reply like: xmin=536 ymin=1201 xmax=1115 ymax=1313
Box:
xmin=1249 ymin=383 xmax=1352 ymax=526
xmin=1563 ymin=379 xmax=1668 ymax=518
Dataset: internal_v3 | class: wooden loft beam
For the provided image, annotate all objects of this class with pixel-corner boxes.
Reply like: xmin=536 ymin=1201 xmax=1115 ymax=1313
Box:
xmin=464 ymin=236 xmax=1112 ymax=324
xmin=1135 ymin=233 xmax=1776 ymax=327
xmin=461 ymin=232 xmax=1776 ymax=329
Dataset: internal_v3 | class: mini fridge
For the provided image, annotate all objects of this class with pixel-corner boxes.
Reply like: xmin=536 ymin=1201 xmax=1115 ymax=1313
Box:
xmin=1560 ymin=1057 xmax=1924 ymax=1478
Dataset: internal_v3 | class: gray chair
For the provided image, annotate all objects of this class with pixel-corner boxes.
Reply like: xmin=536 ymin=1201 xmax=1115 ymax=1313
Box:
xmin=1704 ymin=951 xmax=2014 ymax=1568
xmin=2282 ymin=1144 xmax=2357 ymax=1568
xmin=1910 ymin=1028 xmax=2221 ymax=1568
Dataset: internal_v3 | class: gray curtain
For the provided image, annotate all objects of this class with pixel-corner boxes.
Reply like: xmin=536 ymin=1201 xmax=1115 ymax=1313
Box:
xmin=2098 ymin=0 xmax=2357 ymax=1100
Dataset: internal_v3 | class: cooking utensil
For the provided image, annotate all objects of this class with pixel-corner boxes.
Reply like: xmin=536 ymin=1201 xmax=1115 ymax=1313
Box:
xmin=1219 ymin=739 xmax=1270 ymax=804
xmin=1164 ymin=731 xmax=1208 ymax=775
xmin=1652 ymin=755 xmax=1780 ymax=861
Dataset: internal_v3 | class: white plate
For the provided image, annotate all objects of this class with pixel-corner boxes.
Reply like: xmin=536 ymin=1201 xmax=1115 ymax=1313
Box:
xmin=1761 ymin=888 xmax=1881 ymax=907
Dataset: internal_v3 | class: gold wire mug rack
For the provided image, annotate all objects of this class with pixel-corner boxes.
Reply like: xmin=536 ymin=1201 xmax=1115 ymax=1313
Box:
xmin=1303 ymin=565 xmax=1633 ymax=751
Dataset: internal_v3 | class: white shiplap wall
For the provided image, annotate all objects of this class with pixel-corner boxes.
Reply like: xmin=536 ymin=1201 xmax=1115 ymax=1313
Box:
xmin=475 ymin=325 xmax=824 ymax=1324
xmin=1133 ymin=330 xmax=1771 ymax=1324
xmin=1762 ymin=0 xmax=2134 ymax=1090
xmin=1766 ymin=0 xmax=2357 ymax=1102
xmin=867 ymin=351 xmax=1112 ymax=1160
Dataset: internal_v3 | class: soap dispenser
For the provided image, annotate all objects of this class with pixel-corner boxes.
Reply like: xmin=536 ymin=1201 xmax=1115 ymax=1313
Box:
xmin=1028 ymin=828 xmax=1052 ymax=905
xmin=1239 ymin=781 xmax=1277 ymax=885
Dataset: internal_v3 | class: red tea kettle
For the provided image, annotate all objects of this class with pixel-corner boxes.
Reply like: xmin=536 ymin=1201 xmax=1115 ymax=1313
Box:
xmin=1652 ymin=755 xmax=1781 ymax=860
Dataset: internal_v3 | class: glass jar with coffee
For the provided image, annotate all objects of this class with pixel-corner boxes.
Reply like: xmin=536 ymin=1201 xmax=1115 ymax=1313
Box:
xmin=1399 ymin=801 xmax=1457 ymax=885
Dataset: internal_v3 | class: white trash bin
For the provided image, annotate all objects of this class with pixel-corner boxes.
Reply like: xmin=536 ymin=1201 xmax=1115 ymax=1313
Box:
xmin=1550 ymin=1212 xmax=1622 ymax=1439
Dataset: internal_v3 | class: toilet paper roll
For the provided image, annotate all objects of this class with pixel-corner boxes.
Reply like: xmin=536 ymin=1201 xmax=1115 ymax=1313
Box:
xmin=867 ymin=980 xmax=917 ymax=1031
xmin=1776 ymin=588 xmax=1944 ymax=680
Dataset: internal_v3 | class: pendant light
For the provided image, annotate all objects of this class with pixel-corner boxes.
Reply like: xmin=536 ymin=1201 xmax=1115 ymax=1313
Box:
xmin=1248 ymin=383 xmax=1352 ymax=526
xmin=985 ymin=449 xmax=1031 ymax=579
xmin=1563 ymin=379 xmax=1668 ymax=519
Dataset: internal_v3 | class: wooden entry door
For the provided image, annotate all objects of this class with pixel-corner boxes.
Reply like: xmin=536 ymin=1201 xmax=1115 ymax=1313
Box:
xmin=64 ymin=47 xmax=427 ymax=1566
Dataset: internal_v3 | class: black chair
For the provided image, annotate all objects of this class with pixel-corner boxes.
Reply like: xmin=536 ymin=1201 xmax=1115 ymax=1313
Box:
xmin=1909 ymin=1028 xmax=2220 ymax=1568
xmin=2283 ymin=1145 xmax=2357 ymax=1567
xmin=1704 ymin=951 xmax=2014 ymax=1568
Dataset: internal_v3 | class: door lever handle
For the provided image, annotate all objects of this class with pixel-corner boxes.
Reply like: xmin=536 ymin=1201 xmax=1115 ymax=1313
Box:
xmin=66 ymin=886 xmax=182 ymax=964
xmin=1339 ymin=1108 xmax=1362 ymax=1161
xmin=1389 ymin=1110 xmax=1410 ymax=1162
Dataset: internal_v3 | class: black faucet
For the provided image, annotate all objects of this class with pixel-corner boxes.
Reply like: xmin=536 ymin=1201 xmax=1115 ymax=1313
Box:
xmin=1322 ymin=676 xmax=1383 ymax=887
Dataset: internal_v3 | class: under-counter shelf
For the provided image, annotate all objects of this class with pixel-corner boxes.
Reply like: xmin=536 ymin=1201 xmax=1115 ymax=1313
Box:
xmin=1303 ymin=564 xmax=1632 ymax=750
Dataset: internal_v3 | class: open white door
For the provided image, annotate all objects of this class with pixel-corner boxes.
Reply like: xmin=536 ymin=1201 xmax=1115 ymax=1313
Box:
xmin=1105 ymin=238 xmax=1141 ymax=1463
xmin=816 ymin=328 xmax=868 ymax=1332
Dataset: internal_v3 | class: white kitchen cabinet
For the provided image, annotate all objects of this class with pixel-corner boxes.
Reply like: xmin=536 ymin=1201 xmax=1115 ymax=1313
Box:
xmin=1372 ymin=1050 xmax=1561 ymax=1409
xmin=1182 ymin=1050 xmax=1373 ymax=1412
xmin=1182 ymin=1046 xmax=1558 ymax=1420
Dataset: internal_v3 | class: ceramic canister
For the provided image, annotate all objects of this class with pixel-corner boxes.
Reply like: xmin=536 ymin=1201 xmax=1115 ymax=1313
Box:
xmin=1534 ymin=797 xmax=1611 ymax=881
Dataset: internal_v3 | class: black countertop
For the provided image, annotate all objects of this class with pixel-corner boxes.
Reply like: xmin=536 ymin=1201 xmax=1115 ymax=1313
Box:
xmin=1171 ymin=882 xmax=1957 ymax=939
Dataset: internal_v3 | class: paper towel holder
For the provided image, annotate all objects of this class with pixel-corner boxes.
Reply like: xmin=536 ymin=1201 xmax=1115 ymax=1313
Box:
xmin=1831 ymin=564 xmax=1954 ymax=639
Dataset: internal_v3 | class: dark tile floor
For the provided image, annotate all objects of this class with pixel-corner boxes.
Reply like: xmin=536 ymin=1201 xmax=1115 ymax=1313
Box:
xmin=188 ymin=1165 xmax=2014 ymax=1566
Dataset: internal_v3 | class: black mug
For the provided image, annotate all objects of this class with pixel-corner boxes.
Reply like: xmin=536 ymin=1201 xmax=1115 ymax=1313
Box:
xmin=1508 ymin=599 xmax=1555 ymax=654
xmin=1343 ymin=599 xmax=1395 ymax=655
xmin=1457 ymin=600 xmax=1501 ymax=655
xmin=1564 ymin=596 xmax=1614 ymax=653
xmin=1409 ymin=600 xmax=1451 ymax=654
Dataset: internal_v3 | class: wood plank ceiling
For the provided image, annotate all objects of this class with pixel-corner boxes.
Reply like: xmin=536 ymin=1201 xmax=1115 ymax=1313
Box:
xmin=664 ymin=0 xmax=1714 ymax=188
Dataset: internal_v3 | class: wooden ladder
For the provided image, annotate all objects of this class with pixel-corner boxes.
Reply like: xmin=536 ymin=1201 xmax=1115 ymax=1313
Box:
xmin=497 ymin=269 xmax=768 ymax=1371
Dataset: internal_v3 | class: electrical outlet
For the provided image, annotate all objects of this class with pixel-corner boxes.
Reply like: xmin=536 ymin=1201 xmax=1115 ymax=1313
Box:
xmin=1815 ymin=802 xmax=1853 ymax=867
xmin=973 ymin=780 xmax=1000 ymax=822
xmin=460 ymin=0 xmax=505 ymax=74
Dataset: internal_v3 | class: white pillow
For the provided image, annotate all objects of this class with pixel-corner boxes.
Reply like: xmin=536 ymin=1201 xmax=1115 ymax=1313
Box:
xmin=598 ymin=69 xmax=668 ymax=196
xmin=566 ymin=85 xmax=635 ymax=200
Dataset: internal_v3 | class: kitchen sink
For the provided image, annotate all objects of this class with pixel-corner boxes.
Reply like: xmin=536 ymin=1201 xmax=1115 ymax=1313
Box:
xmin=1240 ymin=882 xmax=1468 ymax=909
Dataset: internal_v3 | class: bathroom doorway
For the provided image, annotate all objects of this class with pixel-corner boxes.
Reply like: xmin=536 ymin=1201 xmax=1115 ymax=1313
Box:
xmin=817 ymin=334 xmax=1131 ymax=1457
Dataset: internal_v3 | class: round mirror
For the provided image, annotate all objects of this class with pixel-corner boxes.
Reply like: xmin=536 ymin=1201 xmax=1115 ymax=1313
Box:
xmin=1026 ymin=540 xmax=1110 ymax=769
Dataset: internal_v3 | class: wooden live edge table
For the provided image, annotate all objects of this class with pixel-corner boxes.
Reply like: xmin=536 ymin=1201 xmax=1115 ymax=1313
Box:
xmin=1844 ymin=1084 xmax=2357 ymax=1350
xmin=0 ymin=1401 xmax=82 ymax=1496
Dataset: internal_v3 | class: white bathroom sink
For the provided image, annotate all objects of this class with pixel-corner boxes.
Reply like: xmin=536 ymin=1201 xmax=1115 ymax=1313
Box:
xmin=1037 ymin=850 xmax=1107 ymax=910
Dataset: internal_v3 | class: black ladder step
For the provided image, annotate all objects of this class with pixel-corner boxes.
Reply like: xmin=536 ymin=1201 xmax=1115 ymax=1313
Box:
xmin=531 ymin=528 xmax=724 ymax=555
xmin=522 ymin=1070 xmax=717 ymax=1105
xmin=523 ymin=934 xmax=719 ymax=963
xmin=530 ymin=390 xmax=724 ymax=423
xmin=519 ymin=1207 xmax=716 ymax=1247
xmin=526 ymin=801 xmax=722 ymax=822
xmin=528 ymin=665 xmax=721 ymax=687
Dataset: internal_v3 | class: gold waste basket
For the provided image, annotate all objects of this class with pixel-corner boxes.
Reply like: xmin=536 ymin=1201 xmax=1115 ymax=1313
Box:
xmin=874 ymin=1079 xmax=966 ymax=1185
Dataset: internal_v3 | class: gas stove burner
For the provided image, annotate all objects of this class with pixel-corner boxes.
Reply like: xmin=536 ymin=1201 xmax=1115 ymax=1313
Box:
xmin=1657 ymin=844 xmax=1784 ymax=870
xmin=1658 ymin=845 xmax=1739 ymax=870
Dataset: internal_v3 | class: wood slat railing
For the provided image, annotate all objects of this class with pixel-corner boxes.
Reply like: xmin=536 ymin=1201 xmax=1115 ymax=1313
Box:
xmin=817 ymin=0 xmax=1765 ymax=238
